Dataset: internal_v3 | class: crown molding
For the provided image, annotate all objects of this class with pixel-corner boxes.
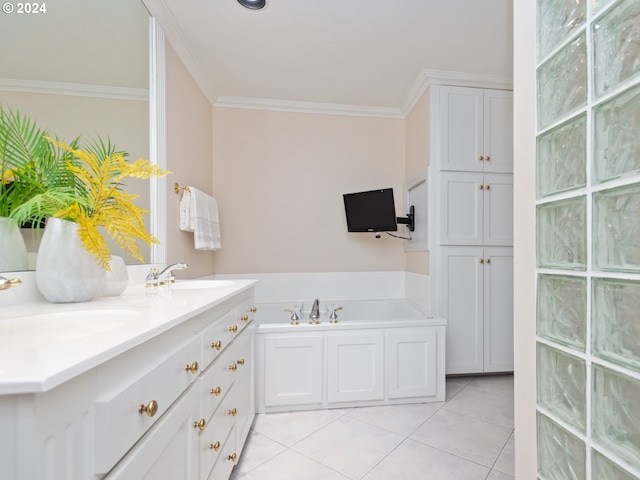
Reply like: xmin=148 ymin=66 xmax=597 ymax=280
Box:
xmin=0 ymin=78 xmax=148 ymax=102
xmin=401 ymin=69 xmax=513 ymax=116
xmin=214 ymin=96 xmax=405 ymax=119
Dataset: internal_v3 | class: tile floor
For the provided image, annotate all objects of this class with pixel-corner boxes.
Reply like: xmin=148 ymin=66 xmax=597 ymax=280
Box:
xmin=231 ymin=374 xmax=514 ymax=480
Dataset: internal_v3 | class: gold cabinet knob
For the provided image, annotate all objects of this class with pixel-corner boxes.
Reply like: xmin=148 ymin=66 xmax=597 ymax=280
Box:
xmin=486 ymin=258 xmax=491 ymax=264
xmin=185 ymin=362 xmax=199 ymax=374
xmin=211 ymin=340 xmax=222 ymax=350
xmin=480 ymin=259 xmax=485 ymax=264
xmin=479 ymin=155 xmax=484 ymax=160
xmin=479 ymin=185 xmax=484 ymax=190
xmin=228 ymin=408 xmax=237 ymax=416
xmin=228 ymin=363 xmax=237 ymax=372
xmin=486 ymin=156 xmax=490 ymax=161
xmin=210 ymin=441 xmax=221 ymax=452
xmin=138 ymin=400 xmax=158 ymax=417
xmin=240 ymin=315 xmax=249 ymax=322
xmin=486 ymin=185 xmax=491 ymax=190
xmin=250 ymin=307 xmax=257 ymax=313
xmin=210 ymin=386 xmax=221 ymax=396
xmin=237 ymin=358 xmax=245 ymax=366
xmin=193 ymin=418 xmax=206 ymax=431
xmin=228 ymin=453 xmax=237 ymax=462
xmin=228 ymin=325 xmax=238 ymax=333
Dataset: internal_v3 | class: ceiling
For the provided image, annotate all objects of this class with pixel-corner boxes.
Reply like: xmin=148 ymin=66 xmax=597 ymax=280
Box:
xmin=144 ymin=0 xmax=513 ymax=117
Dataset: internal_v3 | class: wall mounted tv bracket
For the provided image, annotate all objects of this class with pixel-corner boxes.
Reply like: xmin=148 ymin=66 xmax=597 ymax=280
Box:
xmin=396 ymin=205 xmax=415 ymax=231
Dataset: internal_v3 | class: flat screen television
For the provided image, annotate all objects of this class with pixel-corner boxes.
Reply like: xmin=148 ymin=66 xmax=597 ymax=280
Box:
xmin=343 ymin=188 xmax=398 ymax=232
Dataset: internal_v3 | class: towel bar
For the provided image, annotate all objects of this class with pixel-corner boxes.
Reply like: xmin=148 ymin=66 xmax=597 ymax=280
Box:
xmin=174 ymin=183 xmax=191 ymax=195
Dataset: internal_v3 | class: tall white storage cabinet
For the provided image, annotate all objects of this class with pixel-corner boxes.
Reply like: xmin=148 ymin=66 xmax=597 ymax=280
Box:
xmin=431 ymin=83 xmax=514 ymax=375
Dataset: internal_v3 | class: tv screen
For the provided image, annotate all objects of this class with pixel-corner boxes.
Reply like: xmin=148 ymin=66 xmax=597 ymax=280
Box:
xmin=343 ymin=188 xmax=398 ymax=232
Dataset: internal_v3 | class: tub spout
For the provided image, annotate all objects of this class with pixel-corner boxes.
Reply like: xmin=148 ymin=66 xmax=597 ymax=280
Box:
xmin=309 ymin=298 xmax=320 ymax=324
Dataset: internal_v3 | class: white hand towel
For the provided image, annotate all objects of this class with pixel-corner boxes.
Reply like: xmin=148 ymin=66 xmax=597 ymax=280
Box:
xmin=179 ymin=187 xmax=221 ymax=250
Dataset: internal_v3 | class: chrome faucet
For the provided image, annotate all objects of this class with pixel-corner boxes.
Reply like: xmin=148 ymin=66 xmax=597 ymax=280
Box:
xmin=0 ymin=275 xmax=21 ymax=291
xmin=145 ymin=263 xmax=189 ymax=286
xmin=309 ymin=298 xmax=320 ymax=324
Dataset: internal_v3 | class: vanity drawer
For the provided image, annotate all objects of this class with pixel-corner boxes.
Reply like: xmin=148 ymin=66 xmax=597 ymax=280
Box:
xmin=199 ymin=346 xmax=237 ymax=420
xmin=201 ymin=309 xmax=238 ymax=369
xmin=207 ymin=426 xmax=237 ymax=480
xmin=198 ymin=385 xmax=236 ymax=479
xmin=94 ymin=335 xmax=201 ymax=474
xmin=235 ymin=299 xmax=256 ymax=333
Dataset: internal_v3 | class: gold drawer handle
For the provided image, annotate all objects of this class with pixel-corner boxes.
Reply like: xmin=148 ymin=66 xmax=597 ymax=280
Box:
xmin=138 ymin=400 xmax=158 ymax=417
xmin=250 ymin=307 xmax=257 ymax=313
xmin=486 ymin=156 xmax=490 ymax=161
xmin=486 ymin=258 xmax=491 ymax=264
xmin=185 ymin=362 xmax=199 ymax=374
xmin=193 ymin=418 xmax=206 ymax=431
xmin=228 ymin=453 xmax=237 ymax=462
xmin=210 ymin=442 xmax=221 ymax=452
xmin=480 ymin=259 xmax=484 ymax=264
xmin=228 ymin=408 xmax=237 ymax=416
xmin=479 ymin=185 xmax=484 ymax=190
xmin=228 ymin=364 xmax=237 ymax=372
xmin=486 ymin=185 xmax=491 ymax=190
xmin=211 ymin=340 xmax=222 ymax=350
xmin=240 ymin=315 xmax=249 ymax=322
xmin=211 ymin=386 xmax=222 ymax=396
xmin=228 ymin=325 xmax=238 ymax=333
xmin=237 ymin=358 xmax=245 ymax=366
xmin=479 ymin=155 xmax=484 ymax=160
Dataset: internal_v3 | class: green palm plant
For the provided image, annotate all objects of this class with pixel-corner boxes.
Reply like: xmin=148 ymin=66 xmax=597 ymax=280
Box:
xmin=0 ymin=106 xmax=85 ymax=227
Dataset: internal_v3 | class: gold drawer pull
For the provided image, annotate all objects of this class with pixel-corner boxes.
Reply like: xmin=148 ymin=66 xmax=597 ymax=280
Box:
xmin=237 ymin=358 xmax=245 ymax=366
xmin=228 ymin=408 xmax=237 ymax=416
xmin=228 ymin=325 xmax=238 ymax=333
xmin=479 ymin=155 xmax=484 ymax=160
xmin=193 ymin=418 xmax=206 ymax=431
xmin=185 ymin=362 xmax=199 ymax=374
xmin=228 ymin=453 xmax=237 ymax=462
xmin=210 ymin=442 xmax=221 ymax=452
xmin=486 ymin=156 xmax=490 ymax=161
xmin=138 ymin=400 xmax=158 ymax=417
xmin=211 ymin=340 xmax=222 ymax=350
xmin=479 ymin=184 xmax=484 ymax=190
xmin=240 ymin=315 xmax=249 ymax=322
xmin=228 ymin=364 xmax=237 ymax=372
xmin=486 ymin=258 xmax=491 ymax=264
xmin=486 ymin=185 xmax=491 ymax=190
xmin=211 ymin=386 xmax=222 ymax=396
xmin=480 ymin=259 xmax=484 ymax=264
xmin=250 ymin=307 xmax=257 ymax=313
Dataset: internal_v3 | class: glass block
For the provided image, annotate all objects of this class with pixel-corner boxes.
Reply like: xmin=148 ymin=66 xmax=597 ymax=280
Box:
xmin=537 ymin=34 xmax=588 ymax=130
xmin=537 ymin=412 xmax=586 ymax=480
xmin=592 ymin=450 xmax=639 ymax=480
xmin=537 ymin=0 xmax=586 ymax=60
xmin=537 ymin=114 xmax=587 ymax=198
xmin=537 ymin=197 xmax=587 ymax=270
xmin=592 ymin=365 xmax=640 ymax=466
xmin=537 ymin=343 xmax=587 ymax=431
xmin=593 ymin=183 xmax=640 ymax=272
xmin=593 ymin=84 xmax=640 ymax=183
xmin=593 ymin=278 xmax=640 ymax=372
xmin=537 ymin=274 xmax=587 ymax=351
xmin=593 ymin=0 xmax=640 ymax=97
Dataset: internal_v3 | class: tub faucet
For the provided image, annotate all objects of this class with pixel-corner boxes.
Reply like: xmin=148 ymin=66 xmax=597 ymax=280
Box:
xmin=146 ymin=263 xmax=189 ymax=286
xmin=0 ymin=275 xmax=21 ymax=291
xmin=309 ymin=298 xmax=320 ymax=324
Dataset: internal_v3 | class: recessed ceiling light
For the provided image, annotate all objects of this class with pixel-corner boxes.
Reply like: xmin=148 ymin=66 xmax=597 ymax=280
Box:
xmin=237 ymin=0 xmax=266 ymax=10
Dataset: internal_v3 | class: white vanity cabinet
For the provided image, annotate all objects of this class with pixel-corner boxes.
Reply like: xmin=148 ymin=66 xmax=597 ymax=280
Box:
xmin=0 ymin=281 xmax=256 ymax=480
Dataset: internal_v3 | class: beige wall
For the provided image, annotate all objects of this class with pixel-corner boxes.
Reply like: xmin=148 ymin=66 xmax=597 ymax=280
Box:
xmin=211 ymin=107 xmax=407 ymax=274
xmin=404 ymin=89 xmax=431 ymax=275
xmin=164 ymin=41 xmax=216 ymax=278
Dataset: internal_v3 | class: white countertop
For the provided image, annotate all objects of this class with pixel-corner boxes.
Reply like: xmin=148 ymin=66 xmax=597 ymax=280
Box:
xmin=0 ymin=279 xmax=256 ymax=395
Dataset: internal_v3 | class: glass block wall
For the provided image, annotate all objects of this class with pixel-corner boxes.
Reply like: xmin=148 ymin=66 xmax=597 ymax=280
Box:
xmin=536 ymin=0 xmax=640 ymax=478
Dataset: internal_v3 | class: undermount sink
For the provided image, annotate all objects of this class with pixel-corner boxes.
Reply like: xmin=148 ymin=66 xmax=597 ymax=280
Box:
xmin=168 ymin=280 xmax=234 ymax=290
xmin=0 ymin=309 xmax=142 ymax=350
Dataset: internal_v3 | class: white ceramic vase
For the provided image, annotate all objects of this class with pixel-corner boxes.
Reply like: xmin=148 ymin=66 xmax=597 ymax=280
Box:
xmin=36 ymin=217 xmax=105 ymax=303
xmin=0 ymin=217 xmax=29 ymax=271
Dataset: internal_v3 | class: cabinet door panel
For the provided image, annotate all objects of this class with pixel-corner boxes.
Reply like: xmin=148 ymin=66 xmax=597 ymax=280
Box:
xmin=440 ymin=86 xmax=484 ymax=171
xmin=441 ymin=247 xmax=484 ymax=374
xmin=483 ymin=90 xmax=513 ymax=173
xmin=441 ymin=172 xmax=483 ymax=245
xmin=387 ymin=329 xmax=437 ymax=398
xmin=264 ymin=335 xmax=322 ymax=407
xmin=483 ymin=248 xmax=514 ymax=372
xmin=483 ymin=174 xmax=514 ymax=245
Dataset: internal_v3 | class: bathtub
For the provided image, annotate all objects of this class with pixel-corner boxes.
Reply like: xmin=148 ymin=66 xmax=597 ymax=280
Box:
xmin=254 ymin=299 xmax=447 ymax=413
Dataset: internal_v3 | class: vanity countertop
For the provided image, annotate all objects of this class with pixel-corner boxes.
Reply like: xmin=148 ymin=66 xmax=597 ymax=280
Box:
xmin=0 ymin=278 xmax=256 ymax=395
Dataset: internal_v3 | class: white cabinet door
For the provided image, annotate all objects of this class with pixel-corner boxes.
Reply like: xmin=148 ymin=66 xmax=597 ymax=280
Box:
xmin=105 ymin=384 xmax=199 ymax=480
xmin=327 ymin=333 xmax=384 ymax=403
xmin=483 ymin=90 xmax=513 ymax=174
xmin=483 ymin=173 xmax=514 ymax=245
xmin=387 ymin=329 xmax=437 ymax=398
xmin=440 ymin=86 xmax=484 ymax=172
xmin=441 ymin=247 xmax=484 ymax=374
xmin=483 ymin=247 xmax=514 ymax=372
xmin=264 ymin=335 xmax=323 ymax=407
xmin=441 ymin=172 xmax=484 ymax=245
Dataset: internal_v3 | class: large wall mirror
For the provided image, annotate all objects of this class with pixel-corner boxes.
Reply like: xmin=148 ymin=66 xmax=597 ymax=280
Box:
xmin=0 ymin=0 xmax=155 ymax=272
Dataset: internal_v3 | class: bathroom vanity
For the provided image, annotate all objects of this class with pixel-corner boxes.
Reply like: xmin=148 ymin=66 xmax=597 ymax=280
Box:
xmin=0 ymin=278 xmax=256 ymax=480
